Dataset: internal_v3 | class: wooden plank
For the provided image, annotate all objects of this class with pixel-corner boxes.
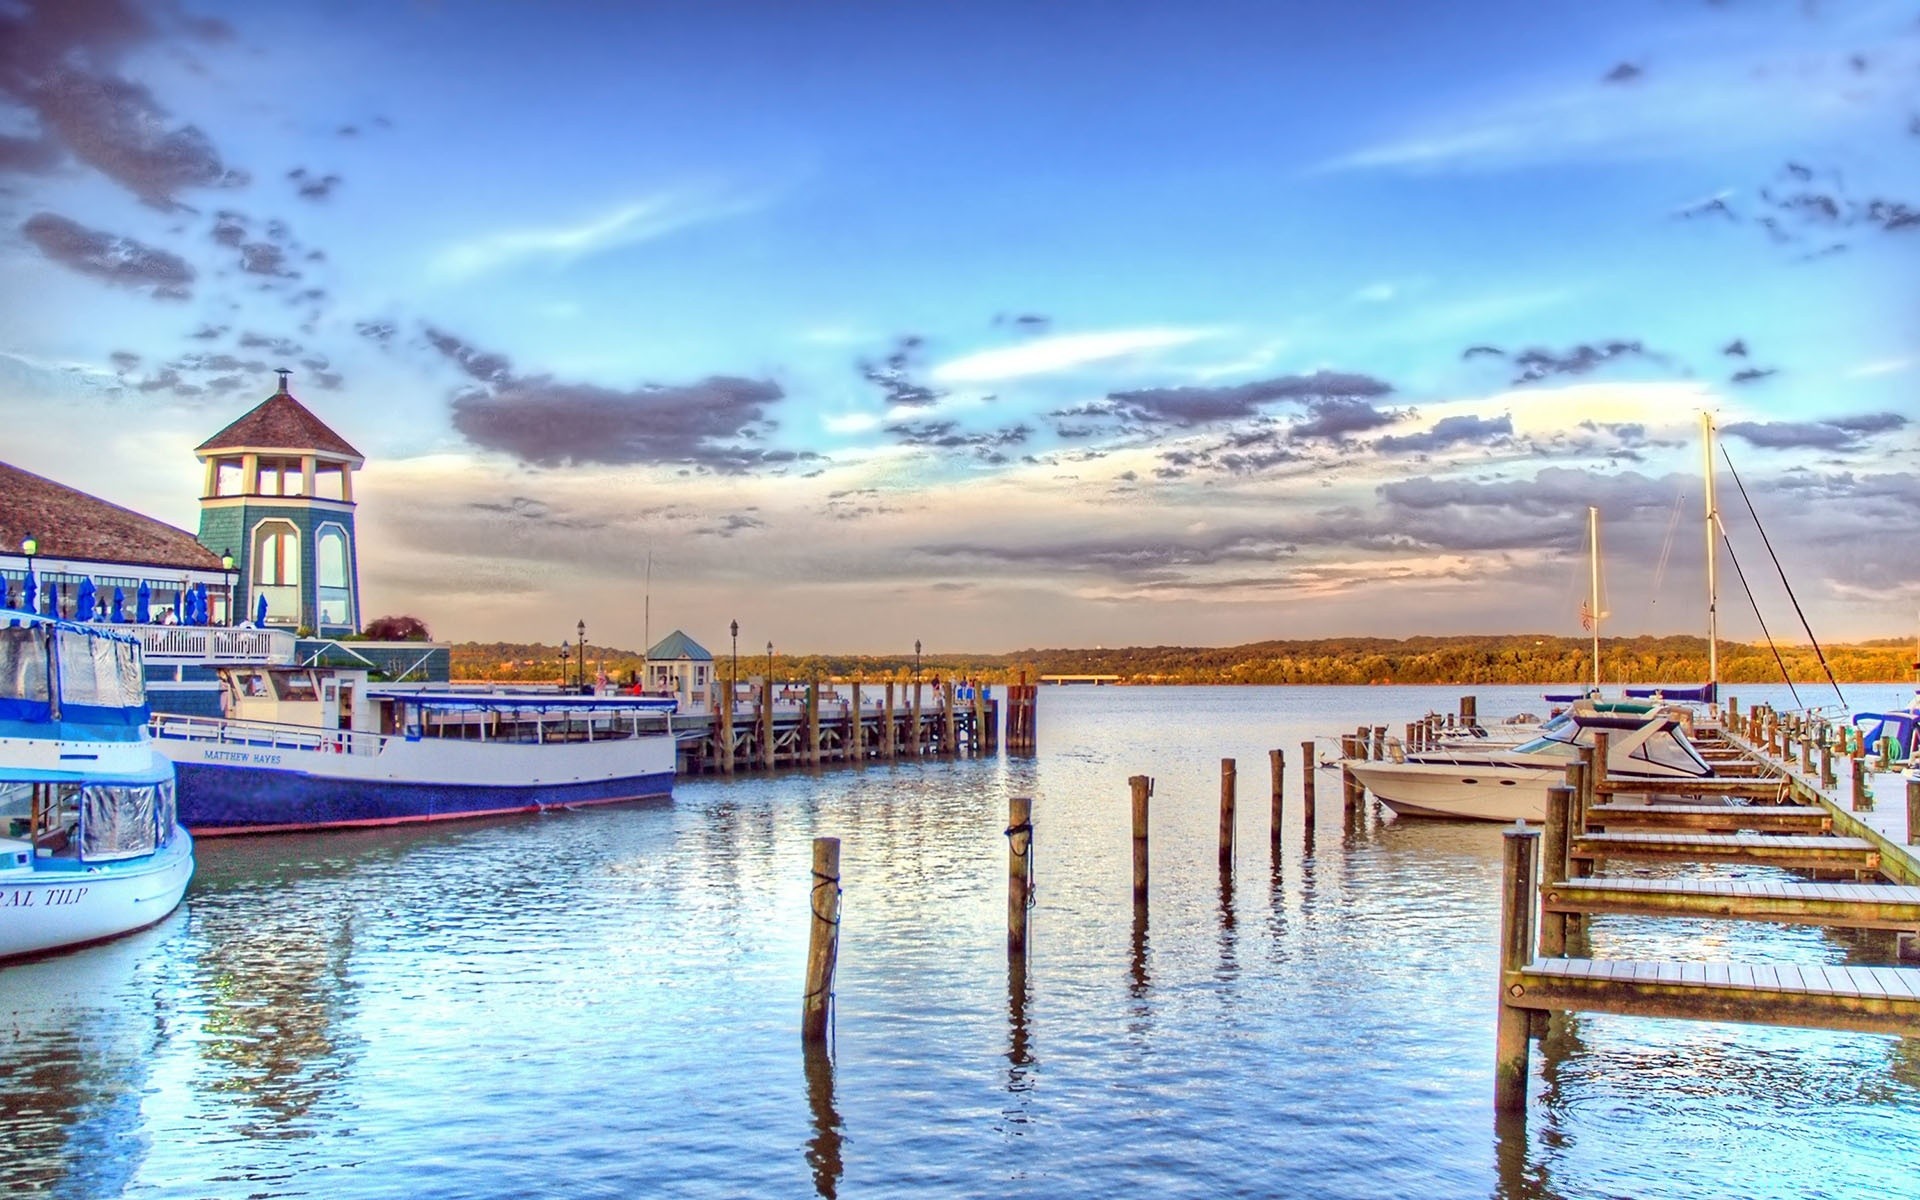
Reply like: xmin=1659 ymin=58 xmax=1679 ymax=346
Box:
xmin=1508 ymin=960 xmax=1920 ymax=1035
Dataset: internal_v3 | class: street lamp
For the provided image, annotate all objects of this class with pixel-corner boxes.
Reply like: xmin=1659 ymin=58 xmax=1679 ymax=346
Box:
xmin=577 ymin=618 xmax=587 ymax=692
xmin=730 ymin=619 xmax=739 ymax=710
xmin=559 ymin=641 xmax=570 ymax=688
xmin=20 ymin=534 xmax=35 ymax=612
xmin=767 ymin=640 xmax=774 ymax=685
xmin=221 ymin=548 xmax=235 ymax=626
xmin=914 ymin=638 xmax=922 ymax=689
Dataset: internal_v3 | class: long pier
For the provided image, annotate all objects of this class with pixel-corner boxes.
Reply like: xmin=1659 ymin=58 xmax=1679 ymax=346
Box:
xmin=667 ymin=679 xmax=1005 ymax=774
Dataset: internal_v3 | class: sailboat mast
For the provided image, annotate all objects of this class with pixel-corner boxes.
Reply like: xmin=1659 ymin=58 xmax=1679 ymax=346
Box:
xmin=1702 ymin=413 xmax=1719 ymax=691
xmin=1589 ymin=505 xmax=1602 ymax=693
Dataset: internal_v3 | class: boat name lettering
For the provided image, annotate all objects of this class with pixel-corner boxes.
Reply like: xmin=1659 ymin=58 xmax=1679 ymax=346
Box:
xmin=202 ymin=749 xmax=282 ymax=765
xmin=2 ymin=886 xmax=88 ymax=908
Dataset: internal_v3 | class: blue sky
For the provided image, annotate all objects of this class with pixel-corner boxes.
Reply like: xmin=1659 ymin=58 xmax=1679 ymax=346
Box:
xmin=1 ymin=0 xmax=1915 ymax=652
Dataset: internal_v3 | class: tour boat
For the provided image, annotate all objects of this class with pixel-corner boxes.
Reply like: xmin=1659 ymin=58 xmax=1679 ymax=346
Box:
xmin=2 ymin=610 xmax=194 ymax=961
xmin=150 ymin=664 xmax=677 ymax=835
xmin=1347 ymin=711 xmax=1716 ymax=823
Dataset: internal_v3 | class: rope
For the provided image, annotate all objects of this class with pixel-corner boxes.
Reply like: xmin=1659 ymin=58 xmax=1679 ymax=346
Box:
xmin=1005 ymin=819 xmax=1037 ymax=908
xmin=1720 ymin=445 xmax=1846 ymax=709
xmin=1719 ymin=525 xmax=1804 ymax=709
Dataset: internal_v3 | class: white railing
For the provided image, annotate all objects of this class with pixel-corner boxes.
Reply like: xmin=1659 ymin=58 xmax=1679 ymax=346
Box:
xmin=150 ymin=712 xmax=390 ymax=757
xmin=138 ymin=625 xmax=297 ymax=664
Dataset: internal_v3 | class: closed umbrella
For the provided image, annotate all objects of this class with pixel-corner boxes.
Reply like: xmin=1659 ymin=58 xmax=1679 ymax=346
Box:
xmin=197 ymin=582 xmax=211 ymax=625
xmin=255 ymin=592 xmax=268 ymax=626
xmin=111 ymin=586 xmax=125 ymax=623
xmin=76 ymin=578 xmax=96 ymax=622
xmin=136 ymin=579 xmax=151 ymax=624
xmin=22 ymin=572 xmax=35 ymax=615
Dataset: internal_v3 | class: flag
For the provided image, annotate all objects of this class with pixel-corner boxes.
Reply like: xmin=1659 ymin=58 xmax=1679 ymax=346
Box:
xmin=1579 ymin=600 xmax=1593 ymax=631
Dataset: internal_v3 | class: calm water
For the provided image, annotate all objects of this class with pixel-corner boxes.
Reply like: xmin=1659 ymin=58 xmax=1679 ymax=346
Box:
xmin=4 ymin=683 xmax=1916 ymax=1200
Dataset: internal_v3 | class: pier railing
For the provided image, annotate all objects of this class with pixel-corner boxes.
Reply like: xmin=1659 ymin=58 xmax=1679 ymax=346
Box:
xmin=138 ymin=625 xmax=297 ymax=665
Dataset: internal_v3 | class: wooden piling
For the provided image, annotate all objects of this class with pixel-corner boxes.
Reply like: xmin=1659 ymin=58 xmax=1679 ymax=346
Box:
xmin=1301 ymin=741 xmax=1316 ymax=829
xmin=850 ymin=681 xmax=864 ymax=761
xmin=883 ymin=682 xmax=897 ymax=759
xmin=760 ymin=676 xmax=776 ymax=769
xmin=802 ymin=836 xmax=842 ymax=1042
xmin=1220 ymin=757 xmax=1236 ymax=868
xmin=1460 ymin=694 xmax=1478 ymax=726
xmin=1129 ymin=775 xmax=1151 ymax=903
xmin=1007 ymin=796 xmax=1032 ymax=955
xmin=971 ymin=683 xmax=988 ymax=758
xmin=1340 ymin=735 xmax=1363 ymax=812
xmin=942 ymin=679 xmax=957 ymax=758
xmin=1800 ymin=723 xmax=1814 ymax=775
xmin=1541 ymin=786 xmax=1572 ymax=957
xmin=1372 ymin=725 xmax=1387 ymax=760
xmin=720 ymin=680 xmax=736 ymax=774
xmin=1494 ymin=824 xmax=1539 ymax=1112
xmin=1269 ymin=748 xmax=1284 ymax=849
xmin=909 ymin=681 xmax=923 ymax=759
xmin=1820 ymin=728 xmax=1835 ymax=791
xmin=807 ymin=681 xmax=821 ymax=767
xmin=1851 ymin=756 xmax=1871 ymax=812
xmin=1907 ymin=777 xmax=1919 ymax=847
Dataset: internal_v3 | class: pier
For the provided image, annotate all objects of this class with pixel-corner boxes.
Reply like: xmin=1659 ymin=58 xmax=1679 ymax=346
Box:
xmin=668 ymin=679 xmax=1004 ymax=774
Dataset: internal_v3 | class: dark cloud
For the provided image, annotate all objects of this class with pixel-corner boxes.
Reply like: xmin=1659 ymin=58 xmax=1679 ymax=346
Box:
xmin=108 ymin=349 xmax=139 ymax=371
xmin=189 ymin=322 xmax=227 ymax=340
xmin=425 ymin=326 xmax=514 ymax=385
xmin=355 ymin=318 xmax=397 ymax=346
xmin=287 ymin=167 xmax=342 ymax=201
xmin=238 ymin=241 xmax=296 ymax=277
xmin=210 ymin=211 xmax=247 ymax=246
xmin=21 ymin=211 xmax=193 ymax=298
xmin=311 ymin=369 xmax=344 ymax=390
xmin=920 ymin=527 xmax=1304 ymax=580
xmin=1674 ymin=195 xmax=1735 ymax=221
xmin=1721 ymin=412 xmax=1908 ymax=450
xmin=1865 ymin=200 xmax=1919 ymax=231
xmin=1507 ymin=341 xmax=1668 ymax=385
xmin=993 ymin=312 xmax=1052 ymax=333
xmin=0 ymin=1 xmax=249 ymax=207
xmin=1729 ymin=366 xmax=1777 ymax=384
xmin=1108 ymin=370 xmax=1394 ymax=429
xmin=0 ymin=132 xmax=62 ymax=172
xmin=694 ymin=513 xmax=765 ymax=539
xmin=858 ymin=335 xmax=943 ymax=408
xmin=1376 ymin=413 xmax=1514 ymax=454
xmin=1721 ymin=339 xmax=1748 ymax=357
xmin=886 ymin=419 xmax=1032 ymax=462
xmin=238 ymin=331 xmax=301 ymax=356
xmin=337 ymin=125 xmax=359 ymax=138
xmin=1602 ymin=61 xmax=1644 ymax=84
xmin=1461 ymin=344 xmax=1505 ymax=359
xmin=1289 ymin=396 xmax=1402 ymax=442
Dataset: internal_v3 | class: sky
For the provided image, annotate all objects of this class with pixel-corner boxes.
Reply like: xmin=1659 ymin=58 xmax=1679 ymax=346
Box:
xmin=1 ymin=0 xmax=1916 ymax=655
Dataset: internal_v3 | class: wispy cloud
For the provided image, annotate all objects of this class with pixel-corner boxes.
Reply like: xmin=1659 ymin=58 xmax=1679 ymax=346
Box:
xmin=430 ymin=189 xmax=759 ymax=279
xmin=1846 ymin=358 xmax=1911 ymax=379
xmin=931 ymin=328 xmax=1215 ymax=383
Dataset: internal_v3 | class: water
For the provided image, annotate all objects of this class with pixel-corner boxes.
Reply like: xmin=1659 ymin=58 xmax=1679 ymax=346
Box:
xmin=3 ymin=683 xmax=1916 ymax=1199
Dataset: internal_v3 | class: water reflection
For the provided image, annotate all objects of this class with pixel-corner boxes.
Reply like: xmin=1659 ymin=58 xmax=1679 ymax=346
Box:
xmin=1003 ymin=950 xmax=1036 ymax=1127
xmin=802 ymin=1040 xmax=843 ymax=1199
xmin=1128 ymin=902 xmax=1150 ymax=1002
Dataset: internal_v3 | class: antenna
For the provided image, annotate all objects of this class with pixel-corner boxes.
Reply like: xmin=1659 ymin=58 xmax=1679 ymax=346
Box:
xmin=643 ymin=549 xmax=652 ymax=685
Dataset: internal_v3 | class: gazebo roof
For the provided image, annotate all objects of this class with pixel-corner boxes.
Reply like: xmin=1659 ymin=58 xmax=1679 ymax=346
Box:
xmin=646 ymin=630 xmax=713 ymax=661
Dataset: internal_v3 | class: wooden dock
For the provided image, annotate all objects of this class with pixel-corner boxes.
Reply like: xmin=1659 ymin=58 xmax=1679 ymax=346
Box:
xmin=1489 ymin=705 xmax=1920 ymax=1111
xmin=668 ymin=679 xmax=1007 ymax=774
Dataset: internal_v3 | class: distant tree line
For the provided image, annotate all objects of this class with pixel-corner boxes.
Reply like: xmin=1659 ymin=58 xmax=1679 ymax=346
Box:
xmin=448 ymin=633 xmax=1916 ymax=687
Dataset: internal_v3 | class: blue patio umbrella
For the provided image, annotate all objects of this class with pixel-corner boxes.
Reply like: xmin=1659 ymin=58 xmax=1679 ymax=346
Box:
xmin=21 ymin=572 xmax=35 ymax=615
xmin=184 ymin=585 xmax=200 ymax=625
xmin=255 ymin=592 xmax=268 ymax=626
xmin=76 ymin=578 xmax=96 ymax=622
xmin=196 ymin=582 xmax=211 ymax=625
xmin=136 ymin=579 xmax=151 ymax=623
xmin=111 ymin=586 xmax=125 ymax=623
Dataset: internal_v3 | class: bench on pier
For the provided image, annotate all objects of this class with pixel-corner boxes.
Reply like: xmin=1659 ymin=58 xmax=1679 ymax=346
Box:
xmin=1583 ymin=803 xmax=1831 ymax=833
xmin=1542 ymin=876 xmax=1920 ymax=931
xmin=1572 ymin=831 xmax=1881 ymax=873
xmin=1507 ymin=957 xmax=1920 ymax=1037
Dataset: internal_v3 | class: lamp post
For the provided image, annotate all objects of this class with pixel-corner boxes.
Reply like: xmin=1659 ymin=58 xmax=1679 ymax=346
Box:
xmin=577 ymin=618 xmax=587 ymax=692
xmin=20 ymin=534 xmax=35 ymax=613
xmin=559 ymin=641 xmax=570 ymax=688
xmin=730 ymin=619 xmax=739 ymax=711
xmin=767 ymin=640 xmax=774 ymax=686
xmin=914 ymin=638 xmax=922 ymax=693
xmin=221 ymin=548 xmax=235 ymax=627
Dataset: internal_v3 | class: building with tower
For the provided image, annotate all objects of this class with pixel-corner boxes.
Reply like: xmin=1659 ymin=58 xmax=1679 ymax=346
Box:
xmin=194 ymin=369 xmax=364 ymax=636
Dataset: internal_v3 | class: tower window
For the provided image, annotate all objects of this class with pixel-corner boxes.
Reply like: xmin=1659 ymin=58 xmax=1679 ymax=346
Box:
xmin=253 ymin=522 xmax=300 ymax=586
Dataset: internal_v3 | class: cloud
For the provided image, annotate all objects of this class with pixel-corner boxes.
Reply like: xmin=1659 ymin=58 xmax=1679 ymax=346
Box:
xmin=108 ymin=350 xmax=139 ymax=371
xmin=430 ymin=190 xmax=757 ymax=279
xmin=858 ymin=335 xmax=943 ymax=408
xmin=288 ymin=167 xmax=342 ymax=201
xmin=21 ymin=212 xmax=194 ymax=298
xmin=1602 ymin=62 xmax=1644 ymax=85
xmin=1107 ymin=370 xmax=1395 ymax=429
xmin=238 ymin=331 xmax=302 ymax=356
xmin=1721 ymin=413 xmax=1909 ymax=450
xmin=931 ymin=328 xmax=1213 ymax=383
xmin=1376 ymin=413 xmax=1515 ymax=454
xmin=239 ymin=241 xmax=298 ymax=277
xmin=355 ymin=318 xmax=398 ymax=346
xmin=0 ymin=1 xmax=248 ymax=208
xmin=1290 ymin=397 xmax=1402 ymax=441
xmin=1476 ymin=340 xmax=1670 ymax=386
xmin=885 ymin=419 xmax=1033 ymax=463
xmin=1729 ymin=366 xmax=1777 ymax=385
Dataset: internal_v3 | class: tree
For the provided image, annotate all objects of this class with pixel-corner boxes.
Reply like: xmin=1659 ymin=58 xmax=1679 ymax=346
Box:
xmin=363 ymin=614 xmax=431 ymax=641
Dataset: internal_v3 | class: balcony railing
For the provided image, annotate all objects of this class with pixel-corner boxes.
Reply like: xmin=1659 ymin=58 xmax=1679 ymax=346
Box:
xmin=137 ymin=624 xmax=298 ymax=665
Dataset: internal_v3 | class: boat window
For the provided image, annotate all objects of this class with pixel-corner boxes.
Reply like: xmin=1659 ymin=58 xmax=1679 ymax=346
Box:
xmin=272 ymin=671 xmax=319 ymax=702
xmin=56 ymin=630 xmax=143 ymax=711
xmin=0 ymin=626 xmax=51 ymax=711
xmin=0 ymin=781 xmax=32 ymax=838
xmin=80 ymin=784 xmax=159 ymax=861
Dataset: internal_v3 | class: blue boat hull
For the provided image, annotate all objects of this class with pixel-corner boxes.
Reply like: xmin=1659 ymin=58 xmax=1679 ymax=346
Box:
xmin=175 ymin=762 xmax=674 ymax=835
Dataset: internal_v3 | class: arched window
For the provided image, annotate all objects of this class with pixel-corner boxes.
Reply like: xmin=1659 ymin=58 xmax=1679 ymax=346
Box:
xmin=253 ymin=521 xmax=300 ymax=586
xmin=316 ymin=525 xmax=352 ymax=627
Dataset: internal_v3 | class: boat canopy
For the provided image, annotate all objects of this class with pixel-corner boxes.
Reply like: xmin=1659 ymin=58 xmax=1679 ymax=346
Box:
xmin=1852 ymin=708 xmax=1918 ymax=760
xmin=0 ymin=613 xmax=148 ymax=727
xmin=1624 ymin=682 xmax=1718 ymax=702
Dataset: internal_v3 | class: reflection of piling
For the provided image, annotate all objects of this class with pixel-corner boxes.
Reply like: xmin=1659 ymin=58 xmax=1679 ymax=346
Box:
xmin=1269 ymin=748 xmax=1284 ymax=850
xmin=1129 ymin=775 xmax=1151 ymax=903
xmin=802 ymin=1039 xmax=844 ymax=1200
xmin=1220 ymin=757 xmax=1236 ymax=869
xmin=1494 ymin=824 xmax=1540 ymax=1113
xmin=802 ymin=837 xmax=842 ymax=1043
xmin=1300 ymin=741 xmax=1316 ymax=830
xmin=1007 ymin=796 xmax=1032 ymax=955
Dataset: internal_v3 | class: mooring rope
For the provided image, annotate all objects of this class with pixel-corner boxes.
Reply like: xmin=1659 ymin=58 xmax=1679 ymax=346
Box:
xmin=1004 ymin=818 xmax=1037 ymax=909
xmin=807 ymin=866 xmax=842 ymax=1050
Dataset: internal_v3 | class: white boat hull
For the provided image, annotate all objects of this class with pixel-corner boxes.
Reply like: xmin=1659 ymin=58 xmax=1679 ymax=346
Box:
xmin=1347 ymin=760 xmax=1564 ymax=823
xmin=0 ymin=830 xmax=194 ymax=961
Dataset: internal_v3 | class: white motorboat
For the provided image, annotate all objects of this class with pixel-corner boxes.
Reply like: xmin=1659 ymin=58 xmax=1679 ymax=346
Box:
xmin=1348 ymin=712 xmax=1715 ymax=823
xmin=1 ymin=610 xmax=194 ymax=961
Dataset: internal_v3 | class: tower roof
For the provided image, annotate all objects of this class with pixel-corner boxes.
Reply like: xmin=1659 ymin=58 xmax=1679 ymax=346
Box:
xmin=646 ymin=630 xmax=713 ymax=661
xmin=0 ymin=460 xmax=224 ymax=572
xmin=196 ymin=371 xmax=363 ymax=461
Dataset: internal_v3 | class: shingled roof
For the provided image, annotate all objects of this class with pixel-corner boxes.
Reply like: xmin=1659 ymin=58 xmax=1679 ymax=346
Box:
xmin=646 ymin=630 xmax=713 ymax=661
xmin=196 ymin=373 xmax=362 ymax=460
xmin=0 ymin=461 xmax=224 ymax=572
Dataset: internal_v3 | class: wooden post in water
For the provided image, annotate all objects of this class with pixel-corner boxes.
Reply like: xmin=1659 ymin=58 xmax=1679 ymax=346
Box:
xmin=1800 ymin=723 xmax=1814 ymax=775
xmin=883 ymin=682 xmax=897 ymax=760
xmin=802 ymin=837 xmax=841 ymax=1043
xmin=1907 ymin=777 xmax=1919 ymax=846
xmin=762 ymin=675 xmax=776 ymax=770
xmin=942 ymin=679 xmax=958 ymax=758
xmin=850 ymin=681 xmax=864 ymax=762
xmin=1269 ymin=749 xmax=1284 ymax=850
xmin=1851 ymin=756 xmax=1870 ymax=811
xmin=1007 ymin=796 xmax=1032 ymax=954
xmin=1460 ymin=694 xmax=1478 ymax=727
xmin=1129 ymin=775 xmax=1151 ymax=903
xmin=1300 ymin=741 xmax=1317 ymax=830
xmin=1219 ymin=758 xmax=1236 ymax=868
xmin=807 ymin=680 xmax=821 ymax=767
xmin=1540 ymin=786 xmax=1572 ymax=957
xmin=1340 ymin=735 xmax=1363 ymax=813
xmin=720 ymin=679 xmax=735 ymax=775
xmin=909 ymin=680 xmax=923 ymax=759
xmin=971 ymin=683 xmax=988 ymax=757
xmin=1371 ymin=725 xmax=1387 ymax=760
xmin=1494 ymin=823 xmax=1539 ymax=1113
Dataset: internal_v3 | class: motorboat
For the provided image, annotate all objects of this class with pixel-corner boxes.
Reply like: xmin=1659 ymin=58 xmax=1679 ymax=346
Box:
xmin=1 ymin=609 xmax=194 ymax=961
xmin=1348 ymin=711 xmax=1716 ymax=823
xmin=150 ymin=663 xmax=677 ymax=835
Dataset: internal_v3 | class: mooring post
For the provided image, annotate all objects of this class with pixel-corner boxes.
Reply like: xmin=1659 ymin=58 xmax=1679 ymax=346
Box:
xmin=1728 ymin=696 xmax=1739 ymax=727
xmin=1269 ymin=748 xmax=1284 ymax=849
xmin=1300 ymin=741 xmax=1317 ymax=830
xmin=1219 ymin=757 xmax=1237 ymax=868
xmin=1907 ymin=777 xmax=1919 ymax=846
xmin=850 ymin=681 xmax=864 ymax=762
xmin=1851 ymin=756 xmax=1871 ymax=811
xmin=1007 ymin=796 xmax=1032 ymax=955
xmin=1495 ymin=823 xmax=1539 ymax=1113
xmin=802 ymin=836 xmax=842 ymax=1043
xmin=972 ymin=682 xmax=988 ymax=757
xmin=760 ymin=675 xmax=775 ymax=770
xmin=807 ymin=680 xmax=821 ymax=767
xmin=1129 ymin=775 xmax=1151 ymax=903
xmin=1820 ymin=728 xmax=1835 ymax=792
xmin=1540 ymin=786 xmax=1572 ymax=957
xmin=1562 ymin=762 xmax=1589 ymax=941
xmin=942 ymin=678 xmax=958 ymax=758
xmin=720 ymin=679 xmax=736 ymax=775
xmin=1371 ymin=725 xmax=1387 ymax=761
xmin=883 ymin=682 xmax=897 ymax=759
xmin=1460 ymin=694 xmax=1477 ymax=728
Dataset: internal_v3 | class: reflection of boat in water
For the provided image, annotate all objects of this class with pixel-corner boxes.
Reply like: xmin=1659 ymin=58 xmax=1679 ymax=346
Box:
xmin=151 ymin=664 xmax=677 ymax=835
xmin=1 ymin=610 xmax=194 ymax=961
xmin=1348 ymin=712 xmax=1716 ymax=823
